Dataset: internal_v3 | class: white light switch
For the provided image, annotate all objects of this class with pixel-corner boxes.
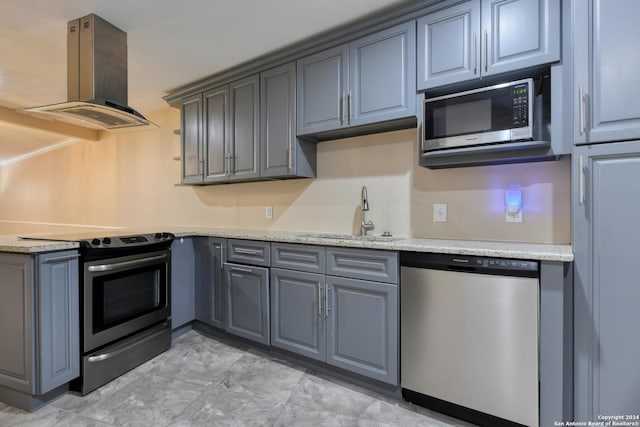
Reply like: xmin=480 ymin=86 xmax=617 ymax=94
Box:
xmin=433 ymin=203 xmax=447 ymax=223
xmin=265 ymin=206 xmax=273 ymax=219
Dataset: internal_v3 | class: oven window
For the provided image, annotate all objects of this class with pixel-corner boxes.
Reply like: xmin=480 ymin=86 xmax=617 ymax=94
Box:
xmin=92 ymin=264 xmax=167 ymax=333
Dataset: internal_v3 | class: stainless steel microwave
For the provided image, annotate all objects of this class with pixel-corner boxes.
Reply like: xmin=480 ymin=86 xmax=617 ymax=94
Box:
xmin=422 ymin=78 xmax=545 ymax=152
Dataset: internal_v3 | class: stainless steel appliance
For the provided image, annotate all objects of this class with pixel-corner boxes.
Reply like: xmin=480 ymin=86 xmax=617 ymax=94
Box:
xmin=422 ymin=77 xmax=550 ymax=154
xmin=22 ymin=231 xmax=174 ymax=394
xmin=25 ymin=14 xmax=157 ymax=132
xmin=400 ymin=252 xmax=539 ymax=427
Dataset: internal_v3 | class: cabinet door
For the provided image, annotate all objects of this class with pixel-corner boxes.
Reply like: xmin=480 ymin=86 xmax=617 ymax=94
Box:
xmin=326 ymin=276 xmax=398 ymax=385
xmin=297 ymin=44 xmax=349 ymax=135
xmin=194 ymin=238 xmax=226 ymax=329
xmin=574 ymin=0 xmax=640 ymax=144
xmin=224 ymin=263 xmax=270 ymax=345
xmin=204 ymin=86 xmax=230 ymax=183
xmin=181 ymin=93 xmax=204 ymax=184
xmin=417 ymin=1 xmax=480 ymax=90
xmin=260 ymin=63 xmax=296 ymax=177
xmin=171 ymin=238 xmax=195 ymax=330
xmin=37 ymin=251 xmax=80 ymax=394
xmin=349 ymin=21 xmax=416 ymax=127
xmin=0 ymin=254 xmax=34 ymax=394
xmin=270 ymin=269 xmax=325 ymax=361
xmin=573 ymin=141 xmax=640 ymax=419
xmin=482 ymin=0 xmax=560 ymax=77
xmin=229 ymin=75 xmax=260 ymax=181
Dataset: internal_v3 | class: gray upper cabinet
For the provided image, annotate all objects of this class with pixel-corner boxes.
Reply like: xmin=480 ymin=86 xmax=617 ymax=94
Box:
xmin=260 ymin=63 xmax=316 ymax=179
xmin=573 ymin=0 xmax=640 ymax=144
xmin=417 ymin=1 xmax=480 ymax=89
xmin=297 ymin=21 xmax=416 ymax=136
xmin=180 ymin=94 xmax=203 ymax=184
xmin=229 ymin=75 xmax=260 ymax=181
xmin=179 ymin=75 xmax=259 ymax=184
xmin=297 ymin=45 xmax=349 ymax=135
xmin=0 ymin=251 xmax=79 ymax=404
xmin=203 ymin=86 xmax=229 ymax=182
xmin=573 ymin=141 xmax=640 ymax=420
xmin=418 ymin=0 xmax=560 ymax=90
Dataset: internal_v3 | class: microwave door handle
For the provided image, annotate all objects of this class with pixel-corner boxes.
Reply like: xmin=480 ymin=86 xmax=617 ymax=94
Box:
xmin=87 ymin=254 xmax=168 ymax=272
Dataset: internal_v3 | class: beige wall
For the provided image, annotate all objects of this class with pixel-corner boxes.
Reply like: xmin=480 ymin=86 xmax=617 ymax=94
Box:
xmin=0 ymin=107 xmax=570 ymax=243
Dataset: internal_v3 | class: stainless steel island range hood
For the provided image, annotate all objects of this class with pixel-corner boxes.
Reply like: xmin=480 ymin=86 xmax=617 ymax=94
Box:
xmin=25 ymin=14 xmax=157 ymax=132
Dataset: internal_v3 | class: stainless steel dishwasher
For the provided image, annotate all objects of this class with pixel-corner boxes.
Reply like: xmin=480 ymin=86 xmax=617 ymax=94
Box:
xmin=400 ymin=252 xmax=539 ymax=427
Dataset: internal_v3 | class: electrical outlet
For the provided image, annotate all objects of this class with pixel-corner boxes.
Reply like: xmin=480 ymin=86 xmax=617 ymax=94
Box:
xmin=505 ymin=190 xmax=523 ymax=223
xmin=265 ymin=205 xmax=273 ymax=219
xmin=433 ymin=203 xmax=447 ymax=223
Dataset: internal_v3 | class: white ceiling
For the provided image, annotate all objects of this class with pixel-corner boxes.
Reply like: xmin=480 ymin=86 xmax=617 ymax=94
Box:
xmin=0 ymin=0 xmax=408 ymax=164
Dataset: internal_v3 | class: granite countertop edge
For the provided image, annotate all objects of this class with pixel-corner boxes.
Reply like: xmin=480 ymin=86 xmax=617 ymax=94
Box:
xmin=1 ymin=227 xmax=573 ymax=262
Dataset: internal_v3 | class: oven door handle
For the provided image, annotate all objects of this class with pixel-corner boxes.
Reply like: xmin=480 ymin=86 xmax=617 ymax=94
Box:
xmin=87 ymin=254 xmax=168 ymax=272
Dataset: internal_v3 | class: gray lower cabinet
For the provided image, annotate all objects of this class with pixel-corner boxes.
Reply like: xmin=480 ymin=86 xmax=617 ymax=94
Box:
xmin=270 ymin=243 xmax=399 ymax=385
xmin=194 ymin=237 xmax=226 ymax=329
xmin=297 ymin=20 xmax=416 ymax=136
xmin=171 ymin=238 xmax=195 ymax=330
xmin=573 ymin=141 xmax=640 ymax=420
xmin=326 ymin=276 xmax=398 ymax=385
xmin=224 ymin=262 xmax=270 ymax=345
xmin=573 ymin=0 xmax=640 ymax=144
xmin=417 ymin=0 xmax=560 ymax=90
xmin=270 ymin=268 xmax=325 ymax=361
xmin=0 ymin=250 xmax=79 ymax=409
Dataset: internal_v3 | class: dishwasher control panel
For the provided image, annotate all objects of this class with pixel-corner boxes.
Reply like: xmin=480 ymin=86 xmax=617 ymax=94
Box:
xmin=400 ymin=252 xmax=539 ymax=278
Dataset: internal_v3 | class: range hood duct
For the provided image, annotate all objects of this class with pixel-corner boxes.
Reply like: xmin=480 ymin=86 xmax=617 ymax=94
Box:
xmin=25 ymin=14 xmax=157 ymax=132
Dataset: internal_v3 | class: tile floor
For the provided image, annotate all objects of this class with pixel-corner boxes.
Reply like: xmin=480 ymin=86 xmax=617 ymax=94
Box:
xmin=0 ymin=330 xmax=474 ymax=426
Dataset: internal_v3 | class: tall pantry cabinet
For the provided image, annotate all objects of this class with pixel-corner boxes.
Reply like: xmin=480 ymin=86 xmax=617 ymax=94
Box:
xmin=572 ymin=0 xmax=640 ymax=421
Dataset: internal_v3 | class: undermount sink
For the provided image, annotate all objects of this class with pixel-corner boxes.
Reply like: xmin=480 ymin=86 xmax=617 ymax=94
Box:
xmin=299 ymin=233 xmax=402 ymax=242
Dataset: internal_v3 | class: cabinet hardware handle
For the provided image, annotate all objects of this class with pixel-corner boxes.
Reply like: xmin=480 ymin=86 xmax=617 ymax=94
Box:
xmin=325 ymin=286 xmax=330 ymax=318
xmin=88 ymin=254 xmax=168 ymax=272
xmin=348 ymin=90 xmax=352 ymax=123
xmin=484 ymin=30 xmax=488 ymax=72
xmin=220 ymin=244 xmax=225 ymax=270
xmin=473 ymin=32 xmax=477 ymax=74
xmin=579 ymin=155 xmax=585 ymax=205
xmin=340 ymin=92 xmax=346 ymax=125
xmin=318 ymin=283 xmax=322 ymax=316
xmin=230 ymin=266 xmax=253 ymax=274
xmin=42 ymin=254 xmax=80 ymax=264
xmin=234 ymin=248 xmax=262 ymax=255
xmin=287 ymin=147 xmax=293 ymax=171
xmin=579 ymin=84 xmax=585 ymax=135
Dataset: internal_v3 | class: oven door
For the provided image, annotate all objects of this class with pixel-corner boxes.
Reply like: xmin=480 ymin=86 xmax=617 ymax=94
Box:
xmin=83 ymin=249 xmax=170 ymax=352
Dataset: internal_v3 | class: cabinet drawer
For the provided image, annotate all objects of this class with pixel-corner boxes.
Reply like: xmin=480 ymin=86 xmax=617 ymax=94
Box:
xmin=271 ymin=243 xmax=325 ymax=274
xmin=227 ymin=240 xmax=270 ymax=266
xmin=326 ymin=248 xmax=398 ymax=284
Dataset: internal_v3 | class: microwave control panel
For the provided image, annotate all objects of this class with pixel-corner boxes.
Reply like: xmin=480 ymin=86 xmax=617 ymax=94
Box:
xmin=511 ymin=83 xmax=529 ymax=127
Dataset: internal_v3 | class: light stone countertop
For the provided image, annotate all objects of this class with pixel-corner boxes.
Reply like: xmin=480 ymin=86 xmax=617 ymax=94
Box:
xmin=0 ymin=226 xmax=573 ymax=262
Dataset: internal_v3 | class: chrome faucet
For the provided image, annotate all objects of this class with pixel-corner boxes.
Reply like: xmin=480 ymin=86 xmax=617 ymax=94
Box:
xmin=360 ymin=186 xmax=375 ymax=236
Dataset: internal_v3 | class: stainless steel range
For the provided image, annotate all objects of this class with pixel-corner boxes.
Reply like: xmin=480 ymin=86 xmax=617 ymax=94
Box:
xmin=24 ymin=231 xmax=174 ymax=394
